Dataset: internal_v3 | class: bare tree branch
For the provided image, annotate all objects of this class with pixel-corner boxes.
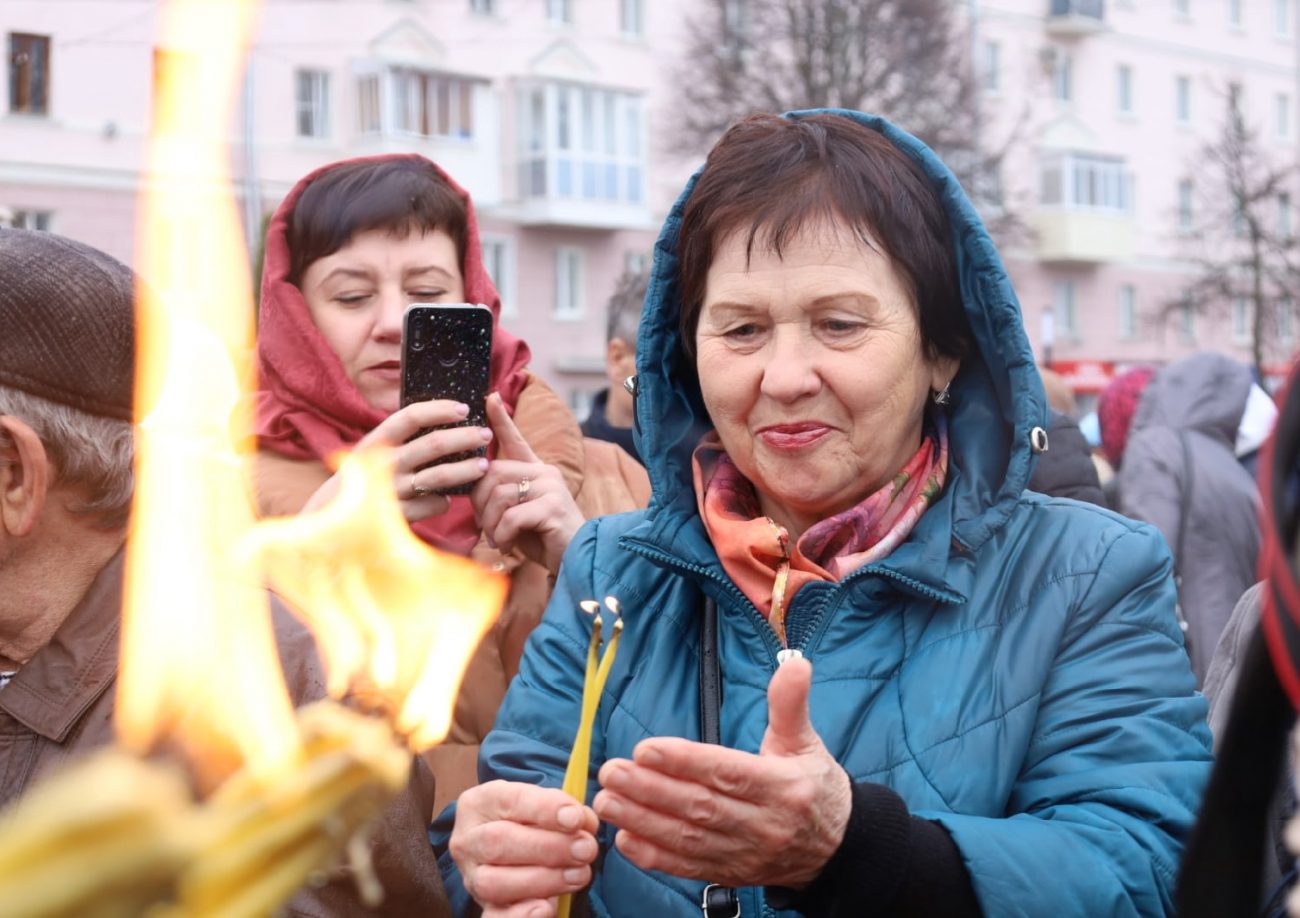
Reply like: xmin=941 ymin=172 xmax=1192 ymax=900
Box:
xmin=1165 ymin=88 xmax=1300 ymax=377
xmin=670 ymin=0 xmax=1021 ymax=239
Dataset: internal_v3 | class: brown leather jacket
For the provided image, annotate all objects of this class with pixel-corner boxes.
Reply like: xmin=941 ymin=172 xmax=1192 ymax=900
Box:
xmin=0 ymin=550 xmax=450 ymax=917
xmin=253 ymin=372 xmax=650 ymax=815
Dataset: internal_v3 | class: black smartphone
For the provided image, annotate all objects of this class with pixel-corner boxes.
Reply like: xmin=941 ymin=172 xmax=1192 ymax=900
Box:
xmin=400 ymin=303 xmax=495 ymax=496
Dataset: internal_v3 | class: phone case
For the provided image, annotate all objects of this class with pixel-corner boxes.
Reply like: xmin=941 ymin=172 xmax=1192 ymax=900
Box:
xmin=400 ymin=303 xmax=494 ymax=496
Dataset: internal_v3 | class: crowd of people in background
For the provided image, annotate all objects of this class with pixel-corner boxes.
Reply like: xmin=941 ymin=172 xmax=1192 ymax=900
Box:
xmin=3 ymin=107 xmax=1300 ymax=917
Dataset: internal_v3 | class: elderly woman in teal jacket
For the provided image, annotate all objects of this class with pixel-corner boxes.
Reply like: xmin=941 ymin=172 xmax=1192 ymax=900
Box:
xmin=435 ymin=111 xmax=1212 ymax=916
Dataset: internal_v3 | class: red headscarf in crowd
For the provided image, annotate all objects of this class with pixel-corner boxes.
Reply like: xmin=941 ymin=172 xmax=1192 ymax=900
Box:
xmin=1097 ymin=366 xmax=1156 ymax=467
xmin=254 ymin=154 xmax=531 ymax=554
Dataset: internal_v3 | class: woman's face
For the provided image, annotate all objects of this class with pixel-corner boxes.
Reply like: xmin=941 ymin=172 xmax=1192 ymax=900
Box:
xmin=695 ymin=219 xmax=956 ymax=537
xmin=300 ymin=226 xmax=465 ymax=413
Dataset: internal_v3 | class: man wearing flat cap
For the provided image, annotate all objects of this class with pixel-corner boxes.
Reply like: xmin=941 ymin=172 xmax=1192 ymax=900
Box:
xmin=0 ymin=229 xmax=449 ymax=916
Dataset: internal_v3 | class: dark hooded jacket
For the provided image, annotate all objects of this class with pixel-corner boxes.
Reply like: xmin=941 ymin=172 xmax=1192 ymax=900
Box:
xmin=1027 ymin=409 xmax=1107 ymax=507
xmin=1117 ymin=352 xmax=1261 ymax=683
xmin=435 ymin=110 xmax=1211 ymax=917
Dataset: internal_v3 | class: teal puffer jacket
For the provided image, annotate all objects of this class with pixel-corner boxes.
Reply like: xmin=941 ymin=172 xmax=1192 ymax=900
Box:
xmin=436 ymin=111 xmax=1211 ymax=917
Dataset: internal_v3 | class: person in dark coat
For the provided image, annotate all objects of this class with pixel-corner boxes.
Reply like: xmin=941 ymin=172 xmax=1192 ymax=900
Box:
xmin=1117 ymin=352 xmax=1261 ymax=684
xmin=1028 ymin=409 xmax=1107 ymax=506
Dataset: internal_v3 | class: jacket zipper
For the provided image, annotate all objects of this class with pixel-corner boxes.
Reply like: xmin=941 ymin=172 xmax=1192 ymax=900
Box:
xmin=620 ymin=539 xmax=785 ymax=665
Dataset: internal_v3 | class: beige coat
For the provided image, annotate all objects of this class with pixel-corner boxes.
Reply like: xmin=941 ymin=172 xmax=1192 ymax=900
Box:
xmin=253 ymin=372 xmax=650 ymax=815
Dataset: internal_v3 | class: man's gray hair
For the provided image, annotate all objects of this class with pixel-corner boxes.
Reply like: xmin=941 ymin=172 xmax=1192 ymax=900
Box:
xmin=0 ymin=385 xmax=134 ymax=528
xmin=605 ymin=268 xmax=650 ymax=347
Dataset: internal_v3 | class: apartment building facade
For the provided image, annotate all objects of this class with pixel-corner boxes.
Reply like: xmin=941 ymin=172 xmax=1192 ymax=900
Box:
xmin=1 ymin=0 xmax=688 ymax=412
xmin=973 ymin=0 xmax=1300 ymax=399
xmin=3 ymin=0 xmax=1298 ymax=407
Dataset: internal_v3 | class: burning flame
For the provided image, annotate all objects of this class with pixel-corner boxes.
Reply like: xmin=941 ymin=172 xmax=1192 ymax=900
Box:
xmin=238 ymin=448 xmax=507 ymax=751
xmin=117 ymin=0 xmax=295 ymax=785
xmin=119 ymin=0 xmax=506 ymax=786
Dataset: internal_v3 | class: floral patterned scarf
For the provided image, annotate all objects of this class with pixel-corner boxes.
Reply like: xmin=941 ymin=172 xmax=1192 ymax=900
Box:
xmin=693 ymin=413 xmax=949 ymax=646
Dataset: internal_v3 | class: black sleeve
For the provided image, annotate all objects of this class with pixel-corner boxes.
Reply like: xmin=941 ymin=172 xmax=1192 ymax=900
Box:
xmin=765 ymin=782 xmax=982 ymax=917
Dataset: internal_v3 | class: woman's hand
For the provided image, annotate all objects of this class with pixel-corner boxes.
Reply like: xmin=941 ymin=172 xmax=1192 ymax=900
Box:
xmin=449 ymin=780 xmax=600 ymax=918
xmin=302 ymin=399 xmax=492 ymax=522
xmin=472 ymin=393 xmax=586 ymax=575
xmin=592 ymin=656 xmax=851 ymax=890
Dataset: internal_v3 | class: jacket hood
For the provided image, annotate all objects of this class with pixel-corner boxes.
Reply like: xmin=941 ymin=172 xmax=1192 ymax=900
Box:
xmin=632 ymin=109 xmax=1047 ymax=557
xmin=1131 ymin=352 xmax=1252 ymax=446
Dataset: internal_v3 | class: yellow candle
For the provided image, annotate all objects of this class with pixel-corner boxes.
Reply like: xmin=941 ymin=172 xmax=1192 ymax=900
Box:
xmin=558 ymin=597 xmax=623 ymax=918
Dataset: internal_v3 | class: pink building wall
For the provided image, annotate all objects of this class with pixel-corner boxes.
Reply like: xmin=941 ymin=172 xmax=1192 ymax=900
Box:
xmin=4 ymin=0 xmax=1298 ymax=407
xmin=977 ymin=0 xmax=1300 ymax=395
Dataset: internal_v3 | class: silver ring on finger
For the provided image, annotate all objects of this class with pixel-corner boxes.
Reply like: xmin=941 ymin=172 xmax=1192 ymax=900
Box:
xmin=411 ymin=472 xmax=433 ymax=498
xmin=516 ymin=476 xmax=532 ymax=504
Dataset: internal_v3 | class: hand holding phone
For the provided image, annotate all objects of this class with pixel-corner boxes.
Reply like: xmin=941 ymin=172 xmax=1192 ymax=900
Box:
xmin=400 ymin=303 xmax=494 ymax=496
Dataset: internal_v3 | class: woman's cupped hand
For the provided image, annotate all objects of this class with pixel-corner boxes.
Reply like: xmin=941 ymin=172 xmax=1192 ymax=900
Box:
xmin=449 ymin=657 xmax=852 ymax=914
xmin=449 ymin=781 xmax=600 ymax=918
xmin=593 ymin=655 xmax=851 ymax=891
xmin=301 ymin=399 xmax=492 ymax=521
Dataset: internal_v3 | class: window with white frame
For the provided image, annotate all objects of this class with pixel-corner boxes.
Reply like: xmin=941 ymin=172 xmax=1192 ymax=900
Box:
xmin=625 ymin=250 xmax=648 ymax=275
xmin=356 ymin=68 xmax=476 ymax=140
xmin=8 ymin=208 xmax=51 ymax=230
xmin=981 ymin=41 xmax=1000 ymax=95
xmin=1040 ymin=152 xmax=1133 ymax=213
xmin=724 ymin=0 xmax=750 ymax=40
xmin=1281 ymin=298 xmax=1297 ymax=344
xmin=568 ymin=388 xmax=595 ymax=420
xmin=1232 ymin=296 xmax=1251 ymax=344
xmin=1232 ymin=196 xmax=1248 ymax=238
xmin=517 ymin=83 xmax=646 ymax=205
xmin=546 ymin=0 xmax=573 ymax=24
xmin=554 ymin=247 xmax=584 ymax=319
xmin=1117 ymin=64 xmax=1132 ymax=115
xmin=621 ymin=0 xmax=644 ymax=37
xmin=1229 ymin=82 xmax=1245 ymax=123
xmin=1052 ymin=51 xmax=1073 ymax=103
xmin=469 ymin=0 xmax=496 ymax=14
xmin=1229 ymin=0 xmax=1242 ymax=27
xmin=1179 ymin=296 xmax=1196 ymax=342
xmin=1278 ymin=93 xmax=1292 ymax=139
xmin=357 ymin=74 xmax=382 ymax=133
xmin=1178 ymin=179 xmax=1194 ymax=229
xmin=1119 ymin=284 xmax=1137 ymax=339
xmin=481 ymin=236 xmax=516 ymax=316
xmin=295 ymin=69 xmax=330 ymax=139
xmin=1280 ymin=193 xmax=1293 ymax=239
xmin=1175 ymin=75 xmax=1191 ymax=123
xmin=1277 ymin=0 xmax=1291 ymax=35
xmin=1053 ymin=280 xmax=1078 ymax=339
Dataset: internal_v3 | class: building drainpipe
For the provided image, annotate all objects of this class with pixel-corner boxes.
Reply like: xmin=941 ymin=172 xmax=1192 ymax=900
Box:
xmin=241 ymin=54 xmax=260 ymax=265
xmin=969 ymin=0 xmax=981 ymax=156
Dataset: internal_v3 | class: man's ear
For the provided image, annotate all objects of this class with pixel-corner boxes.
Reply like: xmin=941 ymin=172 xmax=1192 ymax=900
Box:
xmin=606 ymin=337 xmax=632 ymax=384
xmin=0 ymin=416 xmax=49 ymax=538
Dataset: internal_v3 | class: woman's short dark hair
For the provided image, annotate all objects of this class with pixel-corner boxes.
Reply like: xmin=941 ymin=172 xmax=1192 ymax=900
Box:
xmin=287 ymin=158 xmax=468 ymax=285
xmin=677 ymin=113 xmax=970 ymax=364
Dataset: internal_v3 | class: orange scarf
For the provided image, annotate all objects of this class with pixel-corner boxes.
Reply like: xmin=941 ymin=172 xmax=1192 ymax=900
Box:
xmin=693 ymin=414 xmax=948 ymax=645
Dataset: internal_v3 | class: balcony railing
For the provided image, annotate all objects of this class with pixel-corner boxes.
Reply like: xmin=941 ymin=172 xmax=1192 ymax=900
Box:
xmin=1050 ymin=0 xmax=1102 ymax=17
xmin=1047 ymin=0 xmax=1105 ymax=35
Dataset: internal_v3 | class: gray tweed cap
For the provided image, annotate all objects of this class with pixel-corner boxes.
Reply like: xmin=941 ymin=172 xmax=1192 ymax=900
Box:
xmin=0 ymin=229 xmax=136 ymax=421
